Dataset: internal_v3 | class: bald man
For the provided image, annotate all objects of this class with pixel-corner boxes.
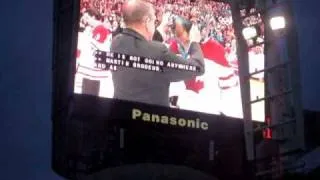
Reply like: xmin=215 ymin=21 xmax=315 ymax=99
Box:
xmin=110 ymin=0 xmax=204 ymax=107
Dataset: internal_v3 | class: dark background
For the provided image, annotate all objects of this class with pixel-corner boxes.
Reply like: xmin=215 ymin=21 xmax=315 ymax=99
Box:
xmin=0 ymin=0 xmax=319 ymax=179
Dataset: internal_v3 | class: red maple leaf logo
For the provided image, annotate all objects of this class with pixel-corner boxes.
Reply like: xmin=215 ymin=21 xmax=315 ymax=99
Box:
xmin=185 ymin=78 xmax=204 ymax=93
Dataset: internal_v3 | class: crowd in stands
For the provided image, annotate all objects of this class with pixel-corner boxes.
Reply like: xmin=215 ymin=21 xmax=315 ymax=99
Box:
xmin=79 ymin=0 xmax=237 ymax=52
xmin=78 ymin=0 xmax=266 ymax=75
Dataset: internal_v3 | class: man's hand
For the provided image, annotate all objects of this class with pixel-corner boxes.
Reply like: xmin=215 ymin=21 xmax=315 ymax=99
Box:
xmin=189 ymin=24 xmax=202 ymax=43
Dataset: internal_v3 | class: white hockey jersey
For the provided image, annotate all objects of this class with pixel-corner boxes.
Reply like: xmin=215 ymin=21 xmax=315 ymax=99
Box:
xmin=168 ymin=38 xmax=243 ymax=117
xmin=74 ymin=25 xmax=114 ymax=98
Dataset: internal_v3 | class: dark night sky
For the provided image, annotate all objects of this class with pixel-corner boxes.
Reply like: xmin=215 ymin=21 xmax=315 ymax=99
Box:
xmin=0 ymin=0 xmax=319 ymax=179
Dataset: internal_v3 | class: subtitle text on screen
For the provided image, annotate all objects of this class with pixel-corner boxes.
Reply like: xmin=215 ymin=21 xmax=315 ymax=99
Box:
xmin=94 ymin=50 xmax=199 ymax=72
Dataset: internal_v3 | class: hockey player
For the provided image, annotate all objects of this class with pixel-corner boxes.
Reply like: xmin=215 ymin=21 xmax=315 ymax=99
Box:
xmin=75 ymin=10 xmax=114 ymax=98
xmin=200 ymin=36 xmax=242 ymax=117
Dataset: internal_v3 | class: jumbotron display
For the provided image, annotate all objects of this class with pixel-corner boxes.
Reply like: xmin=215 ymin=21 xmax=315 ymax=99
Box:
xmin=74 ymin=0 xmax=265 ymax=121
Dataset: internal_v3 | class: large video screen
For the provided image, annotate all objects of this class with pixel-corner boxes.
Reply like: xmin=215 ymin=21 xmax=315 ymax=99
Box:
xmin=74 ymin=0 xmax=264 ymax=121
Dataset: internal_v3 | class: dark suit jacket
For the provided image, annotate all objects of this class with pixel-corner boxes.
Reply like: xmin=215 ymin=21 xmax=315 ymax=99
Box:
xmin=112 ymin=27 xmax=163 ymax=42
xmin=110 ymin=28 xmax=205 ymax=107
